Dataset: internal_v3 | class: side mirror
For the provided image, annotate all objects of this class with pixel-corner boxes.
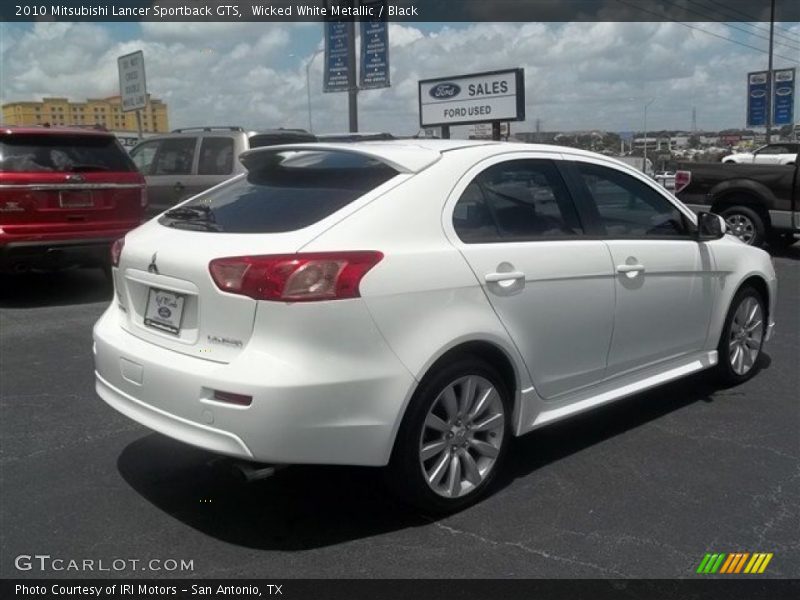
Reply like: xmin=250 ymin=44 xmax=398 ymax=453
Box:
xmin=696 ymin=211 xmax=726 ymax=241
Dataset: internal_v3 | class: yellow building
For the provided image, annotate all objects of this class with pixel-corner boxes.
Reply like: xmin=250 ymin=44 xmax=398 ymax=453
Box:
xmin=2 ymin=95 xmax=169 ymax=132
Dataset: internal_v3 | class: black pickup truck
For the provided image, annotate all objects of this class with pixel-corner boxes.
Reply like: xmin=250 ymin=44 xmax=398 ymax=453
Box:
xmin=675 ymin=154 xmax=798 ymax=248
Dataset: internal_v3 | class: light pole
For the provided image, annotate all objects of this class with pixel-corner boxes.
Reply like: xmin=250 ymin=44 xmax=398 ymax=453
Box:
xmin=643 ymin=98 xmax=656 ymax=176
xmin=766 ymin=0 xmax=776 ymax=143
xmin=305 ymin=47 xmax=323 ymax=133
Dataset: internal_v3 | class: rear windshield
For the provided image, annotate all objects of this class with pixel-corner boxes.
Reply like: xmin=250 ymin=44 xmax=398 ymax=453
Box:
xmin=159 ymin=150 xmax=397 ymax=233
xmin=0 ymin=134 xmax=136 ymax=173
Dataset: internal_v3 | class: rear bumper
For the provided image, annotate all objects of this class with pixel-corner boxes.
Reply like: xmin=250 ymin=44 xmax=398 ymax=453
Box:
xmin=93 ymin=304 xmax=417 ymax=466
xmin=0 ymin=233 xmax=128 ymax=271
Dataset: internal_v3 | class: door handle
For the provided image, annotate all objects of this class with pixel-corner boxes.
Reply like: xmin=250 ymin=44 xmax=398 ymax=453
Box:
xmin=616 ymin=264 xmax=645 ymax=274
xmin=485 ymin=271 xmax=526 ymax=283
xmin=173 ymin=182 xmax=184 ymax=191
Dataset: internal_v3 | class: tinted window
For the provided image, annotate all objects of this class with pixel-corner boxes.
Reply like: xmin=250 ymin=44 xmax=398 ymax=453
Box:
xmin=0 ymin=134 xmax=136 ymax=172
xmin=758 ymin=144 xmax=794 ymax=155
xmin=758 ymin=146 xmax=789 ymax=154
xmin=151 ymin=138 xmax=196 ymax=175
xmin=452 ymin=182 xmax=498 ymax=243
xmin=453 ymin=160 xmax=582 ymax=243
xmin=160 ymin=150 xmax=397 ymax=233
xmin=198 ymin=137 xmax=234 ymax=175
xmin=576 ymin=162 xmax=690 ymax=238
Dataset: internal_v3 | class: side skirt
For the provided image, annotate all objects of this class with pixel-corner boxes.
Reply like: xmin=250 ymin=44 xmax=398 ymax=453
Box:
xmin=517 ymin=350 xmax=718 ymax=434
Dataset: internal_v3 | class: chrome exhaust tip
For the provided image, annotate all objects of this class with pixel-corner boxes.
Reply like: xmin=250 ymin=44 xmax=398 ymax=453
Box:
xmin=229 ymin=461 xmax=286 ymax=483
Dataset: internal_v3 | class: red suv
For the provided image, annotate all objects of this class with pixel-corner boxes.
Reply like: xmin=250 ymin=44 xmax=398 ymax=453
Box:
xmin=0 ymin=126 xmax=146 ymax=273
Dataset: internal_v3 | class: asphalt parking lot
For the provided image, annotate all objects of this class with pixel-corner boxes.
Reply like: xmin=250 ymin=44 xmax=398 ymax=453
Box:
xmin=1 ymin=245 xmax=798 ymax=579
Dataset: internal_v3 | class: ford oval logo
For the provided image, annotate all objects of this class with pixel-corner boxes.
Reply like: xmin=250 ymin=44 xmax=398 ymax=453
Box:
xmin=750 ymin=89 xmax=767 ymax=98
xmin=430 ymin=83 xmax=461 ymax=99
xmin=775 ymin=87 xmax=792 ymax=96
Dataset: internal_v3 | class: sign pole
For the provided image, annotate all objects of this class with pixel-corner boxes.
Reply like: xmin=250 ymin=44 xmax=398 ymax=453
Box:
xmin=135 ymin=110 xmax=143 ymax=141
xmin=347 ymin=15 xmax=358 ymax=133
xmin=766 ymin=0 xmax=775 ymax=142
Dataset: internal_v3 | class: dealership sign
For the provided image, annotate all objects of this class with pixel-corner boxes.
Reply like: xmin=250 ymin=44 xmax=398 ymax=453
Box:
xmin=747 ymin=69 xmax=796 ymax=128
xmin=418 ymin=69 xmax=525 ymax=128
xmin=747 ymin=71 xmax=769 ymax=128
xmin=772 ymin=68 xmax=795 ymax=127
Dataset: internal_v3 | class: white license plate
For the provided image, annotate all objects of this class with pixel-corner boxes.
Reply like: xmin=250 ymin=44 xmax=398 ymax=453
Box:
xmin=144 ymin=288 xmax=185 ymax=335
xmin=59 ymin=190 xmax=94 ymax=208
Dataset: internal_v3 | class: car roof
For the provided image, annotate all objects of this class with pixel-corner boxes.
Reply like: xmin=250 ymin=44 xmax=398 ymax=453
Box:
xmin=0 ymin=125 xmax=114 ymax=137
xmin=240 ymin=139 xmax=616 ymax=174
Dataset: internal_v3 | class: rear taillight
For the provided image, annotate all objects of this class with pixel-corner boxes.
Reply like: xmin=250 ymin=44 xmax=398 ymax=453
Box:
xmin=111 ymin=237 xmax=125 ymax=267
xmin=209 ymin=251 xmax=383 ymax=302
xmin=674 ymin=170 xmax=691 ymax=194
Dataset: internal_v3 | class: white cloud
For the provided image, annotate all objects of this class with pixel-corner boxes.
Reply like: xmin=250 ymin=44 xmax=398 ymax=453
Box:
xmin=1 ymin=21 xmax=798 ymax=135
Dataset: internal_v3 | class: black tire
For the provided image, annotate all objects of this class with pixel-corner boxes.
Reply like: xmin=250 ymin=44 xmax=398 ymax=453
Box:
xmin=386 ymin=356 xmax=512 ymax=514
xmin=715 ymin=286 xmax=766 ymax=386
xmin=719 ymin=205 xmax=766 ymax=247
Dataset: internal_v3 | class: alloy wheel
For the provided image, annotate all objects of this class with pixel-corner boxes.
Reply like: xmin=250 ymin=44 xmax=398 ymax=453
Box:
xmin=419 ymin=375 xmax=505 ymax=498
xmin=725 ymin=213 xmax=756 ymax=245
xmin=728 ymin=296 xmax=764 ymax=375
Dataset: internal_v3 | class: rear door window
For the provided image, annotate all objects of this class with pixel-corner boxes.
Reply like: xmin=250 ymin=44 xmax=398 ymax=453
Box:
xmin=159 ymin=150 xmax=398 ymax=233
xmin=0 ymin=134 xmax=136 ymax=172
xmin=151 ymin=138 xmax=196 ymax=176
xmin=198 ymin=137 xmax=235 ymax=175
xmin=453 ymin=159 xmax=583 ymax=243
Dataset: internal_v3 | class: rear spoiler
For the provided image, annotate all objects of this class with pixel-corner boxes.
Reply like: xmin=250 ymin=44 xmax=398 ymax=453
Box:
xmin=239 ymin=143 xmax=442 ymax=174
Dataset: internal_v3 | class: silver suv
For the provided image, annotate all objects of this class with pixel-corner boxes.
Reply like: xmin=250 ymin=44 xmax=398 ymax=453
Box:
xmin=129 ymin=126 xmax=316 ymax=215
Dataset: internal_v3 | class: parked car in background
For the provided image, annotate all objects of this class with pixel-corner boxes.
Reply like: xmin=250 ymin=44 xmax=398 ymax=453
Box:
xmin=316 ymin=132 xmax=396 ymax=142
xmin=95 ymin=141 xmax=776 ymax=512
xmin=0 ymin=125 xmax=146 ymax=273
xmin=129 ymin=126 xmax=317 ymax=215
xmin=675 ymin=155 xmax=799 ymax=248
xmin=614 ymin=155 xmax=654 ymax=177
xmin=722 ymin=142 xmax=799 ymax=166
xmin=655 ymin=171 xmax=676 ymax=192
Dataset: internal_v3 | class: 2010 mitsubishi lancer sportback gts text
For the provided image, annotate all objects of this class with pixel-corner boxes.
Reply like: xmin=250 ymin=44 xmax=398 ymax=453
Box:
xmin=93 ymin=140 xmax=777 ymax=512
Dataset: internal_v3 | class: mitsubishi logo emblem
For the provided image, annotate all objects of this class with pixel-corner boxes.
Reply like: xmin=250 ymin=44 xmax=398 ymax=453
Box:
xmin=148 ymin=253 xmax=159 ymax=274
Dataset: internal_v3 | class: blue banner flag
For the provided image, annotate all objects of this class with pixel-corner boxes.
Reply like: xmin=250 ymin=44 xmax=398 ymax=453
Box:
xmin=772 ymin=68 xmax=795 ymax=127
xmin=746 ymin=71 xmax=769 ymax=128
xmin=359 ymin=1 xmax=390 ymax=89
xmin=324 ymin=20 xmax=352 ymax=93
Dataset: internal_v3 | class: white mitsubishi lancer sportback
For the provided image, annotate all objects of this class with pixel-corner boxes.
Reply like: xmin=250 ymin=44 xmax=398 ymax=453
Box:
xmin=94 ymin=141 xmax=777 ymax=513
